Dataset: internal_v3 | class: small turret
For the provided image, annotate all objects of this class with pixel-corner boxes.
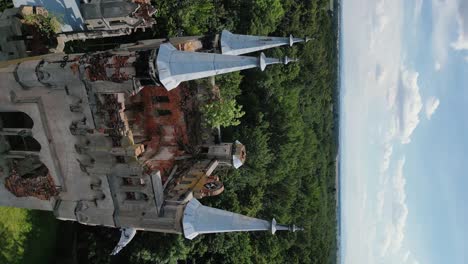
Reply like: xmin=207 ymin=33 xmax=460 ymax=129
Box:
xmin=198 ymin=141 xmax=246 ymax=169
xmin=271 ymin=218 xmax=304 ymax=234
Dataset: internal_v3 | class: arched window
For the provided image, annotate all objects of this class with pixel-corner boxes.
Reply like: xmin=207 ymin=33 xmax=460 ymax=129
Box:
xmin=0 ymin=111 xmax=33 ymax=129
xmin=5 ymin=135 xmax=41 ymax=152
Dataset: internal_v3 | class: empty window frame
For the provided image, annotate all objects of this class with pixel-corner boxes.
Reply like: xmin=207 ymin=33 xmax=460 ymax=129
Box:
xmin=200 ymin=147 xmax=209 ymax=154
xmin=180 ymin=180 xmax=193 ymax=185
xmin=125 ymin=191 xmax=149 ymax=201
xmin=109 ymin=20 xmax=126 ymax=26
xmin=115 ymin=156 xmax=126 ymax=163
xmin=122 ymin=177 xmax=145 ymax=186
xmin=152 ymin=96 xmax=170 ymax=104
xmin=155 ymin=109 xmax=171 ymax=116
xmin=0 ymin=111 xmax=33 ymax=128
xmin=5 ymin=135 xmax=41 ymax=152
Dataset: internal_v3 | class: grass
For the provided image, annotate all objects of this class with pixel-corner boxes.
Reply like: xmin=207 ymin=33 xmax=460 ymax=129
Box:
xmin=0 ymin=206 xmax=58 ymax=264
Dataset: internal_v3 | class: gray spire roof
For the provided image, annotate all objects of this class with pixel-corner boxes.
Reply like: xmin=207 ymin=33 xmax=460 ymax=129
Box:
xmin=182 ymin=198 xmax=302 ymax=240
xmin=220 ymin=30 xmax=307 ymax=56
xmin=156 ymin=43 xmax=283 ymax=90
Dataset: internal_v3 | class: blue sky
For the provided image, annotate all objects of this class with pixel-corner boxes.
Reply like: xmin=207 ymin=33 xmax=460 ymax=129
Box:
xmin=340 ymin=0 xmax=468 ymax=263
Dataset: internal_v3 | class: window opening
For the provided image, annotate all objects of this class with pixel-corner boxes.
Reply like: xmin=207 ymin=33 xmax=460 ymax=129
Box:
xmin=0 ymin=111 xmax=33 ymax=128
xmin=5 ymin=135 xmax=41 ymax=152
xmin=155 ymin=109 xmax=171 ymax=116
xmin=152 ymin=96 xmax=169 ymax=103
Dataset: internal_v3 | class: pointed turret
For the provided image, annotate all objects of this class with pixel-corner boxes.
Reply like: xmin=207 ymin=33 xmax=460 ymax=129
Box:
xmin=182 ymin=199 xmax=302 ymax=240
xmin=156 ymin=43 xmax=283 ymax=90
xmin=220 ymin=30 xmax=306 ymax=56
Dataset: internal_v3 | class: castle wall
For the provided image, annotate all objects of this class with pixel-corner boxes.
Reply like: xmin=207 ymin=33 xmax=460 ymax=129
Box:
xmin=0 ymin=56 xmax=115 ymax=225
xmin=0 ymin=42 xmax=249 ymax=236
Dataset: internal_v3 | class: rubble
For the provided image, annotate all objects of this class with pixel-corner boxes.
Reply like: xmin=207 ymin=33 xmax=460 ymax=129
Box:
xmin=4 ymin=161 xmax=58 ymax=200
xmin=102 ymin=94 xmax=125 ymax=147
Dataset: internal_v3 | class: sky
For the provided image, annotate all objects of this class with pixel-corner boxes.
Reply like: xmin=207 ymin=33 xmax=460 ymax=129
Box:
xmin=340 ymin=0 xmax=468 ymax=264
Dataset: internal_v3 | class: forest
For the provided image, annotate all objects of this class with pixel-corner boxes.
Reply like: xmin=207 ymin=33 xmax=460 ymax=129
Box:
xmin=0 ymin=0 xmax=339 ymax=263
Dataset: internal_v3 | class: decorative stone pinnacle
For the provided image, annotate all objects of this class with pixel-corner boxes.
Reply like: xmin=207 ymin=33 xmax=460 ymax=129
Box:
xmin=271 ymin=218 xmax=304 ymax=234
xmin=283 ymin=56 xmax=299 ymax=65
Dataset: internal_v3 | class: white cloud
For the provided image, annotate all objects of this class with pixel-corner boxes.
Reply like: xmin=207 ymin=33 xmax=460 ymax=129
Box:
xmin=403 ymin=251 xmax=411 ymax=262
xmin=341 ymin=0 xmax=421 ymax=263
xmin=397 ymin=69 xmax=423 ymax=144
xmin=379 ymin=158 xmax=409 ymax=256
xmin=376 ymin=64 xmax=387 ymax=84
xmin=431 ymin=0 xmax=460 ymax=69
xmin=465 ymin=56 xmax=468 ymax=62
xmin=414 ymin=0 xmax=423 ymax=19
xmin=451 ymin=1 xmax=468 ymax=50
xmin=425 ymin=96 xmax=440 ymax=119
xmin=380 ymin=143 xmax=394 ymax=173
xmin=376 ymin=190 xmax=386 ymax=218
xmin=435 ymin=62 xmax=441 ymax=71
xmin=391 ymin=158 xmax=409 ymax=252
xmin=452 ymin=37 xmax=468 ymax=50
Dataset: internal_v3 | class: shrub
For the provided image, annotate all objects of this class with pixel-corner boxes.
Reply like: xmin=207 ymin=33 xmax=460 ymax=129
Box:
xmin=23 ymin=13 xmax=61 ymax=37
xmin=201 ymin=99 xmax=245 ymax=128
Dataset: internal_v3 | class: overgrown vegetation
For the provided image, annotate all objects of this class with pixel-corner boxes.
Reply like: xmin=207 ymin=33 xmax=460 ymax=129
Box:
xmin=201 ymin=99 xmax=245 ymax=128
xmin=23 ymin=13 xmax=61 ymax=37
xmin=202 ymin=72 xmax=246 ymax=128
xmin=0 ymin=0 xmax=12 ymax=12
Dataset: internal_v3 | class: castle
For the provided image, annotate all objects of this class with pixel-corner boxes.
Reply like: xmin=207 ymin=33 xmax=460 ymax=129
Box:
xmin=0 ymin=2 xmax=308 ymax=254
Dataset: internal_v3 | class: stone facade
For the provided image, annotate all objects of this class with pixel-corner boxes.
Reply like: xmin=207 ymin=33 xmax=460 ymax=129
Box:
xmin=0 ymin=33 xmax=301 ymax=243
xmin=0 ymin=40 xmax=246 ymax=234
xmin=81 ymin=0 xmax=156 ymax=32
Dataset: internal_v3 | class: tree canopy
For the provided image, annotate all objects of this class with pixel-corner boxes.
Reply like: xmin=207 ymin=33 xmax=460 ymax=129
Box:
xmin=76 ymin=0 xmax=339 ymax=263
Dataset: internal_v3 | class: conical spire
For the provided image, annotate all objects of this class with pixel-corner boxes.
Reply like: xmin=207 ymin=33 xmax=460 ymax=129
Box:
xmin=220 ymin=30 xmax=306 ymax=56
xmin=182 ymin=199 xmax=302 ymax=240
xmin=156 ymin=43 xmax=283 ymax=90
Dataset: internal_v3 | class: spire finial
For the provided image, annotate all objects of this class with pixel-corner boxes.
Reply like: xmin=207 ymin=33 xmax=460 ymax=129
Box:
xmin=290 ymin=224 xmax=304 ymax=232
xmin=283 ymin=56 xmax=299 ymax=65
xmin=259 ymin=53 xmax=283 ymax=71
xmin=271 ymin=218 xmax=304 ymax=234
